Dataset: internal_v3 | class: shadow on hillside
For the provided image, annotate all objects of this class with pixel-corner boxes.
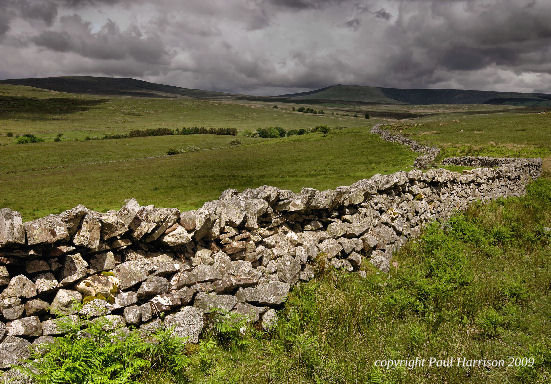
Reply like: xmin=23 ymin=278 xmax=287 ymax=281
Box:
xmin=0 ymin=96 xmax=108 ymax=119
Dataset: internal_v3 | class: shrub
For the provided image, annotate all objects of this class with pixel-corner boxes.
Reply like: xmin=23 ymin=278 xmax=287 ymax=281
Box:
xmin=205 ymin=309 xmax=249 ymax=350
xmin=20 ymin=317 xmax=191 ymax=384
xmin=256 ymin=127 xmax=287 ymax=138
xmin=54 ymin=133 xmax=63 ymax=142
xmin=16 ymin=134 xmax=44 ymax=144
xmin=6 ymin=132 xmax=13 ymax=137
xmin=365 ymin=112 xmax=370 ymax=119
xmin=312 ymin=125 xmax=330 ymax=135
xmin=229 ymin=139 xmax=241 ymax=146
xmin=167 ymin=148 xmax=180 ymax=155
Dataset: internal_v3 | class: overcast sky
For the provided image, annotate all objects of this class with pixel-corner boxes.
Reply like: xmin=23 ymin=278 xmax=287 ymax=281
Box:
xmin=1 ymin=0 xmax=551 ymax=95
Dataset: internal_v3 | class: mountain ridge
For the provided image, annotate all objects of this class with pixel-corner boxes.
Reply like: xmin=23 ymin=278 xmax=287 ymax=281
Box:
xmin=1 ymin=76 xmax=550 ymax=106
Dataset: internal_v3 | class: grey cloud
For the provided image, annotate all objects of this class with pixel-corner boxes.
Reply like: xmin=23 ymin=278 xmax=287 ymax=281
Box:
xmin=2 ymin=0 xmax=551 ymax=94
xmin=268 ymin=0 xmax=350 ymax=10
xmin=374 ymin=8 xmax=391 ymax=20
xmin=33 ymin=15 xmax=169 ymax=64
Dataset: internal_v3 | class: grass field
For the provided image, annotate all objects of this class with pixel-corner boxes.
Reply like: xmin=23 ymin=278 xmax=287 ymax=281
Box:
xmin=0 ymin=84 xmax=369 ymax=144
xmin=382 ymin=111 xmax=551 ymax=159
xmin=0 ymin=126 xmax=416 ymax=220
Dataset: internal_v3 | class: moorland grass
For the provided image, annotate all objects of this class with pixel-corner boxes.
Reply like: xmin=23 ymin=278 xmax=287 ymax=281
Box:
xmin=20 ymin=179 xmax=550 ymax=384
xmin=0 ymin=84 xmax=368 ymax=145
xmin=0 ymin=127 xmax=416 ymax=220
xmin=383 ymin=112 xmax=551 ymax=159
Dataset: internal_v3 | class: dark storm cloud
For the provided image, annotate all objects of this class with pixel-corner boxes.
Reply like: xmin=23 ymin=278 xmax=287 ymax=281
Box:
xmin=268 ymin=0 xmax=351 ymax=10
xmin=1 ymin=0 xmax=551 ymax=94
xmin=33 ymin=15 xmax=169 ymax=64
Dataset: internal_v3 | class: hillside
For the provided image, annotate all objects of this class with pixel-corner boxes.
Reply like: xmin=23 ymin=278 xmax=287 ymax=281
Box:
xmin=278 ymin=84 xmax=551 ymax=106
xmin=0 ymin=76 xmax=230 ymax=99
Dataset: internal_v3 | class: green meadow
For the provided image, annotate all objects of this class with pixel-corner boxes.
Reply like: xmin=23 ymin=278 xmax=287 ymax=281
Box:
xmin=1 ymin=83 xmax=550 ymax=384
xmin=382 ymin=111 xmax=551 ymax=159
xmin=0 ymin=84 xmax=415 ymax=219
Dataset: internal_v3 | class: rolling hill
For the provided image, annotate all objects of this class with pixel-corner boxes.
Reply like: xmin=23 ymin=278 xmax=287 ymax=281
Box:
xmin=2 ymin=76 xmax=551 ymax=106
xmin=0 ymin=76 xmax=230 ymax=99
xmin=275 ymin=84 xmax=551 ymax=106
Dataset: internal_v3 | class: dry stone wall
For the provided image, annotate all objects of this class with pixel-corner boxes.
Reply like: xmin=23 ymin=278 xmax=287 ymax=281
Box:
xmin=0 ymin=155 xmax=542 ymax=370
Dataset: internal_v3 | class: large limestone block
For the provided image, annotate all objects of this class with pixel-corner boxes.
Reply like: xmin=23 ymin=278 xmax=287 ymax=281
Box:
xmin=24 ymin=215 xmax=69 ymax=246
xmin=0 ymin=209 xmax=25 ymax=248
xmin=236 ymin=281 xmax=290 ymax=306
xmin=0 ymin=336 xmax=31 ymax=369
xmin=164 ymin=307 xmax=204 ymax=343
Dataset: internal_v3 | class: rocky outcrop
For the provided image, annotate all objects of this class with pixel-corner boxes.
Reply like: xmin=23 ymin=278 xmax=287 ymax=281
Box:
xmin=0 ymin=155 xmax=542 ymax=370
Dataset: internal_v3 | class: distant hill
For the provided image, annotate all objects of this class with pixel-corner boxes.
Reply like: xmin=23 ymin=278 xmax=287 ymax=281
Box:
xmin=2 ymin=77 xmax=550 ymax=106
xmin=0 ymin=76 xmax=230 ymax=99
xmin=276 ymin=84 xmax=551 ymax=106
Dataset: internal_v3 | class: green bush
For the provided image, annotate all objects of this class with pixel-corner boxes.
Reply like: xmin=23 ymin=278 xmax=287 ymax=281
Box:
xmin=256 ymin=127 xmax=287 ymax=138
xmin=16 ymin=134 xmax=44 ymax=144
xmin=20 ymin=317 xmax=191 ymax=384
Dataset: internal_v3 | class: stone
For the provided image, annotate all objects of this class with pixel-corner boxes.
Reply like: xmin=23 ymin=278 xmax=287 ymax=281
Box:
xmin=236 ymin=281 xmax=290 ymax=306
xmin=59 ymin=205 xmax=89 ymax=236
xmin=24 ymin=215 xmax=69 ymax=246
xmin=73 ymin=214 xmax=102 ymax=249
xmin=32 ymin=335 xmax=56 ymax=348
xmin=88 ymin=251 xmax=117 ymax=273
xmin=130 ymin=206 xmax=179 ymax=241
xmin=233 ymin=303 xmax=264 ymax=322
xmin=59 ymin=253 xmax=88 ymax=286
xmin=276 ymin=255 xmax=301 ymax=284
xmin=179 ymin=211 xmax=197 ymax=231
xmin=164 ymin=307 xmax=204 ymax=343
xmin=75 ymin=274 xmax=119 ymax=298
xmin=139 ymin=319 xmax=163 ymax=335
xmin=160 ymin=225 xmax=192 ymax=247
xmin=0 ymin=368 xmax=34 ymax=384
xmin=113 ymin=259 xmax=155 ymax=290
xmin=100 ymin=198 xmax=141 ymax=240
xmin=299 ymin=265 xmax=315 ymax=282
xmin=33 ymin=272 xmax=58 ymax=294
xmin=212 ymin=261 xmax=261 ymax=293
xmin=94 ymin=315 xmax=125 ymax=331
xmin=24 ymin=299 xmax=49 ymax=316
xmin=0 ymin=209 xmax=25 ymax=248
xmin=137 ymin=276 xmax=169 ymax=299
xmin=261 ymin=309 xmax=278 ymax=331
xmin=25 ymin=259 xmax=50 ymax=274
xmin=369 ymin=250 xmax=390 ymax=272
xmin=331 ymin=258 xmax=353 ymax=272
xmin=50 ymin=289 xmax=82 ymax=315
xmin=0 ymin=321 xmax=5 ymax=342
xmin=0 ymin=266 xmax=9 ymax=287
xmin=1 ymin=275 xmax=36 ymax=299
xmin=194 ymin=292 xmax=237 ymax=312
xmin=42 ymin=315 xmax=79 ymax=336
xmin=124 ymin=305 xmax=142 ymax=325
xmin=115 ymin=291 xmax=138 ymax=307
xmin=0 ymin=336 xmax=32 ymax=369
xmin=140 ymin=303 xmax=153 ymax=323
xmin=223 ymin=241 xmax=247 ymax=255
xmin=6 ymin=316 xmax=42 ymax=337
xmin=0 ymin=297 xmax=24 ymax=320
xmin=361 ymin=234 xmax=378 ymax=250
xmin=318 ymin=238 xmax=343 ymax=259
xmin=348 ymin=252 xmax=363 ymax=269
xmin=80 ymin=299 xmax=114 ymax=317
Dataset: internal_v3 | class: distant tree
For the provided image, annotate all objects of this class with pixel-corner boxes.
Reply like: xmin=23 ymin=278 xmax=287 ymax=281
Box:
xmin=365 ymin=112 xmax=370 ymax=119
